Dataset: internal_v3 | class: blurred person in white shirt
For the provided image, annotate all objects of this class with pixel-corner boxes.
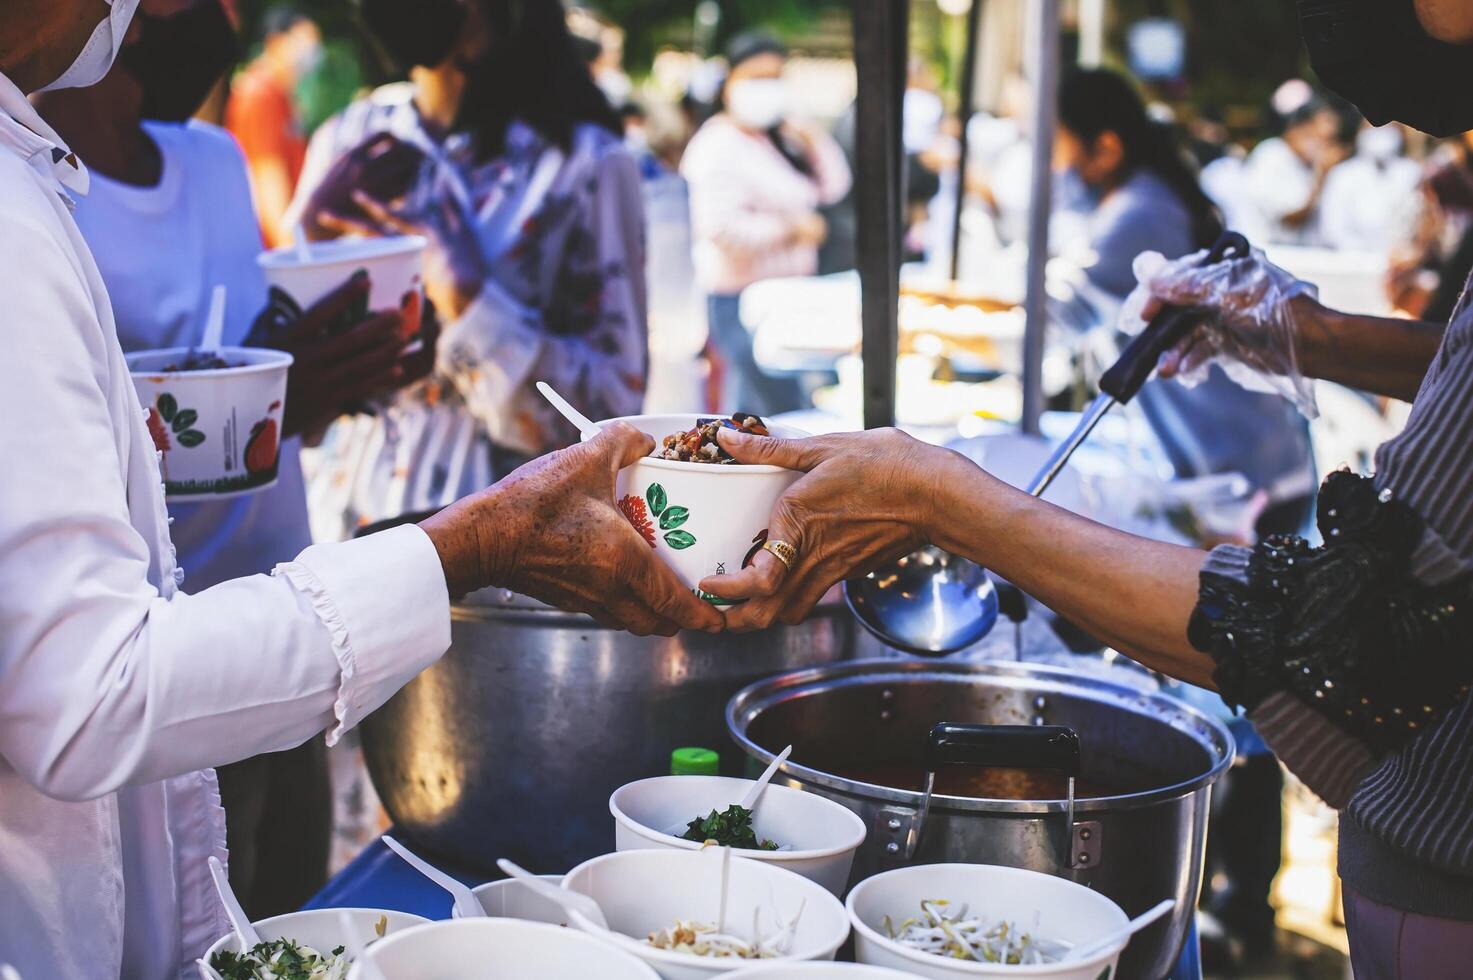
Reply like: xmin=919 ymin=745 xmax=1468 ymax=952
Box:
xmin=1244 ymin=82 xmax=1347 ymax=245
xmin=1321 ymin=122 xmax=1423 ymax=253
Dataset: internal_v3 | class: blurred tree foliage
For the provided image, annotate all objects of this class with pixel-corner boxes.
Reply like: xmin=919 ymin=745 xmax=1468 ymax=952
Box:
xmin=596 ymin=0 xmax=849 ymax=65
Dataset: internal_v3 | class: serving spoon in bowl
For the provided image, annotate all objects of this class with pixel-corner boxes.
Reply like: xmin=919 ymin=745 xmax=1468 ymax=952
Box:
xmin=1060 ymin=898 xmax=1176 ymax=963
xmin=382 ymin=834 xmax=485 ymax=920
xmin=662 ymin=743 xmax=794 ymax=837
xmin=495 ymin=858 xmax=610 ymax=929
xmin=207 ymin=855 xmax=261 ymax=952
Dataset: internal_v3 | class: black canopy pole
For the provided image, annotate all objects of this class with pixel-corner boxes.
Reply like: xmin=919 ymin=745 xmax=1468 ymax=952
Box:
xmin=948 ymin=0 xmax=984 ymax=283
xmin=852 ymin=0 xmax=907 ymax=430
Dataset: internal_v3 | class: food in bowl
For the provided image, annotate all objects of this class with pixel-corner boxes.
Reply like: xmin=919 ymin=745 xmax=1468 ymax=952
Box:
xmin=882 ymin=900 xmax=1066 ymax=966
xmin=211 ymin=917 xmax=388 ymax=980
xmin=680 ymin=804 xmax=779 ymax=851
xmin=657 ymin=413 xmax=771 ymax=464
xmin=646 ymin=909 xmax=802 ymax=961
xmin=163 ymin=350 xmax=239 ymax=372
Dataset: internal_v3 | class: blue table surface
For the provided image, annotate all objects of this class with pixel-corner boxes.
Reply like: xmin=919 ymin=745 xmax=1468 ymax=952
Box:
xmin=305 ymin=834 xmax=1203 ymax=979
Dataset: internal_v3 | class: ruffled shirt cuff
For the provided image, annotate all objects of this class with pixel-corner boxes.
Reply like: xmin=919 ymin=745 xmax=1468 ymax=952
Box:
xmin=274 ymin=524 xmax=451 ymax=744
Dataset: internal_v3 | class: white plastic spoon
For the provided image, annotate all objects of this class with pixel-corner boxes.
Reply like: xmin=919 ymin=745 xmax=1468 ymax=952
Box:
xmin=535 ymin=381 xmax=601 ymax=439
xmin=496 ymin=858 xmax=610 ymax=930
xmin=293 ymin=224 xmax=313 ymax=263
xmin=382 ymin=834 xmax=484 ymax=920
xmin=337 ymin=909 xmax=389 ymax=980
xmin=196 ymin=959 xmax=225 ymax=980
xmin=207 ymin=855 xmax=261 ymax=951
xmin=199 ymin=284 xmax=227 ymax=357
xmin=664 ymin=744 xmax=794 ymax=837
xmin=1061 ymin=898 xmax=1176 ymax=963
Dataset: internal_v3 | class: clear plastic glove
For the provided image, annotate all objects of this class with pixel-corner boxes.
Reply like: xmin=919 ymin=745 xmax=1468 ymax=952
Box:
xmin=1118 ymin=246 xmax=1320 ymax=418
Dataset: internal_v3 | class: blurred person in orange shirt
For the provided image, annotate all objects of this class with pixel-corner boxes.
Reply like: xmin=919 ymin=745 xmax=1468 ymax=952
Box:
xmin=226 ymin=6 xmax=321 ymax=246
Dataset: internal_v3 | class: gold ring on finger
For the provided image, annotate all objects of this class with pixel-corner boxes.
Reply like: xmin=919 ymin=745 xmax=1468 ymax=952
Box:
xmin=762 ymin=539 xmax=798 ymax=570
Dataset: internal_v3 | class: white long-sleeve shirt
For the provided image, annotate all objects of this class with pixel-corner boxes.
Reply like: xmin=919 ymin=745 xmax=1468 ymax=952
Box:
xmin=0 ymin=74 xmax=451 ymax=980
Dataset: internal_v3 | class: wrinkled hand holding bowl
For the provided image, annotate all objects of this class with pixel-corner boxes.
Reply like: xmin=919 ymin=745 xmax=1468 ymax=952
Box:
xmin=846 ymin=864 xmax=1129 ymax=979
xmin=258 ymin=234 xmax=426 ymax=317
xmin=127 ymin=346 xmax=292 ymax=501
xmin=204 ymin=907 xmax=428 ymax=970
xmin=610 ymin=775 xmax=866 ymax=896
xmin=585 ymin=414 xmax=808 ymax=605
xmin=561 ymin=848 xmax=850 ymax=980
xmin=349 ymin=918 xmax=660 ymax=979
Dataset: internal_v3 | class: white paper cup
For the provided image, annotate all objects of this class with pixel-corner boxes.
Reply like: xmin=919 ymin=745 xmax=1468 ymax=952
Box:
xmin=459 ymin=874 xmax=570 ymax=924
xmin=610 ymin=776 xmax=866 ymax=897
xmin=846 ymin=864 xmax=1129 ymax=979
xmin=585 ymin=414 xmax=807 ymax=605
xmin=204 ymin=907 xmax=428 ymax=969
xmin=128 ymin=346 xmax=292 ymax=501
xmin=562 ymin=849 xmax=850 ymax=980
xmin=350 ymin=918 xmax=660 ymax=980
xmin=257 ymin=234 xmax=426 ymax=315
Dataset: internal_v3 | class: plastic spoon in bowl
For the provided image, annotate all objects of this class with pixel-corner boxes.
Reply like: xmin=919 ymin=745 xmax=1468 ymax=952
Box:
xmin=381 ymin=834 xmax=484 ymax=919
xmin=1060 ymin=898 xmax=1175 ymax=963
xmin=535 ymin=381 xmax=601 ymax=440
xmin=663 ymin=744 xmax=794 ymax=837
xmin=337 ymin=909 xmax=389 ymax=980
xmin=495 ymin=858 xmax=610 ymax=930
xmin=293 ymin=224 xmax=313 ymax=263
xmin=196 ymin=959 xmax=226 ymax=980
xmin=207 ymin=855 xmax=261 ymax=951
xmin=198 ymin=284 xmax=227 ymax=358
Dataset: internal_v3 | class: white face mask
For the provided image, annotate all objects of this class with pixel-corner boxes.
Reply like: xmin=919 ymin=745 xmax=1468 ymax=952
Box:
xmin=1356 ymin=125 xmax=1403 ymax=163
xmin=727 ymin=78 xmax=787 ymax=130
xmin=39 ymin=0 xmax=142 ymax=92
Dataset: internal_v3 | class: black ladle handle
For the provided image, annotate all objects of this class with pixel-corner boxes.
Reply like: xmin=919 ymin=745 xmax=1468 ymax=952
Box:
xmin=1098 ymin=231 xmax=1251 ymax=405
xmin=926 ymin=722 xmax=1081 ymax=778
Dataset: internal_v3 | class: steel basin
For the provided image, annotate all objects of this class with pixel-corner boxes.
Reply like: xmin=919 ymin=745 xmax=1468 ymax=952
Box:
xmin=727 ymin=658 xmax=1234 ymax=980
xmin=359 ymin=588 xmax=875 ymax=875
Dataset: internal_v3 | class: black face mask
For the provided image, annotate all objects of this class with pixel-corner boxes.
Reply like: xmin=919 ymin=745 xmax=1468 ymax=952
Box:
xmin=1299 ymin=0 xmax=1473 ymax=137
xmin=119 ymin=1 xmax=240 ymax=123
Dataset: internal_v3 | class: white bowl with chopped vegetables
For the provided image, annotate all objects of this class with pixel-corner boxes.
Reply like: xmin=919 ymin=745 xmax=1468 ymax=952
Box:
xmin=562 ymin=848 xmax=850 ymax=980
xmin=610 ymin=775 xmax=866 ymax=896
xmin=846 ymin=864 xmax=1129 ymax=979
xmin=204 ymin=907 xmax=428 ymax=979
xmin=583 ymin=413 xmax=807 ymax=605
xmin=348 ymin=918 xmax=660 ymax=979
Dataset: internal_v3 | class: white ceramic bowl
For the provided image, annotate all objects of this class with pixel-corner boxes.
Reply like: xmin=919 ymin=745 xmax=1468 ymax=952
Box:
xmin=459 ymin=874 xmax=570 ymax=924
xmin=203 ymin=907 xmax=428 ymax=971
xmin=586 ymin=413 xmax=807 ymax=603
xmin=128 ymin=346 xmax=292 ymax=501
xmin=846 ymin=864 xmax=1129 ymax=979
xmin=258 ymin=234 xmax=426 ymax=314
xmin=724 ymin=964 xmax=915 ymax=979
xmin=610 ymin=776 xmax=866 ymax=896
xmin=348 ymin=918 xmax=660 ymax=979
xmin=562 ymin=849 xmax=850 ymax=980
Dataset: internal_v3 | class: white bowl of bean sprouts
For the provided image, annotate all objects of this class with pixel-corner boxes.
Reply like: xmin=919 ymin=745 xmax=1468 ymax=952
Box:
xmin=846 ymin=864 xmax=1129 ymax=978
xmin=562 ymin=848 xmax=850 ymax=980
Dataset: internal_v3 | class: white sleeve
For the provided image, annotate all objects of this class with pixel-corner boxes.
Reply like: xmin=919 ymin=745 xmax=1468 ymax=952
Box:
xmin=0 ymin=213 xmax=451 ymax=802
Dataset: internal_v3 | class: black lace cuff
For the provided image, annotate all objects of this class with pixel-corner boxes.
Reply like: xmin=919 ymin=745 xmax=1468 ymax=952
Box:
xmin=1188 ymin=470 xmax=1472 ymax=753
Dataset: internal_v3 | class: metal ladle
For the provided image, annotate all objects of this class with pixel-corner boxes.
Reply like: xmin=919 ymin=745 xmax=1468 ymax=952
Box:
xmin=845 ymin=232 xmax=1251 ymax=655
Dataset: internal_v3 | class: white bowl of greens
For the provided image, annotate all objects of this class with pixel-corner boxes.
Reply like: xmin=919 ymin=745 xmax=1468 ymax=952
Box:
xmin=204 ymin=907 xmax=428 ymax=979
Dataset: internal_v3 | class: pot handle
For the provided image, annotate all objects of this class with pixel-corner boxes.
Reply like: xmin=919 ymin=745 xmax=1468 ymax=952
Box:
xmin=926 ymin=722 xmax=1081 ymax=777
xmin=1099 ymin=230 xmax=1251 ymax=405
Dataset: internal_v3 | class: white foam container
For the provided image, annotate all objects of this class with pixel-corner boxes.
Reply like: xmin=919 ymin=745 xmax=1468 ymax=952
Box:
xmin=846 ymin=864 xmax=1129 ymax=979
xmin=562 ymin=849 xmax=850 ymax=980
xmin=127 ymin=346 xmax=292 ymax=501
xmin=258 ymin=234 xmax=426 ymax=313
xmin=585 ymin=414 xmax=807 ymax=604
xmin=348 ymin=918 xmax=660 ymax=979
xmin=458 ymin=874 xmax=570 ymax=924
xmin=610 ymin=775 xmax=865 ymax=897
xmin=203 ymin=907 xmax=428 ymax=969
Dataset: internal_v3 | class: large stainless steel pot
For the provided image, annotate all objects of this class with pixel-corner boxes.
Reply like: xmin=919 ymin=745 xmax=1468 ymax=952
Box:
xmin=727 ymin=659 xmax=1234 ymax=980
xmin=359 ymin=588 xmax=877 ymax=875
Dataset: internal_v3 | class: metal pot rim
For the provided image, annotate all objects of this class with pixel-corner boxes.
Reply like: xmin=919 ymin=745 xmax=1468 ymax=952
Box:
xmin=726 ymin=657 xmax=1236 ymax=815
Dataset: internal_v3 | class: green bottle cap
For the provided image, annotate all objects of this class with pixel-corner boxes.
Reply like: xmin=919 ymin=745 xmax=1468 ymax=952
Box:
xmin=670 ymin=747 xmax=720 ymax=776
